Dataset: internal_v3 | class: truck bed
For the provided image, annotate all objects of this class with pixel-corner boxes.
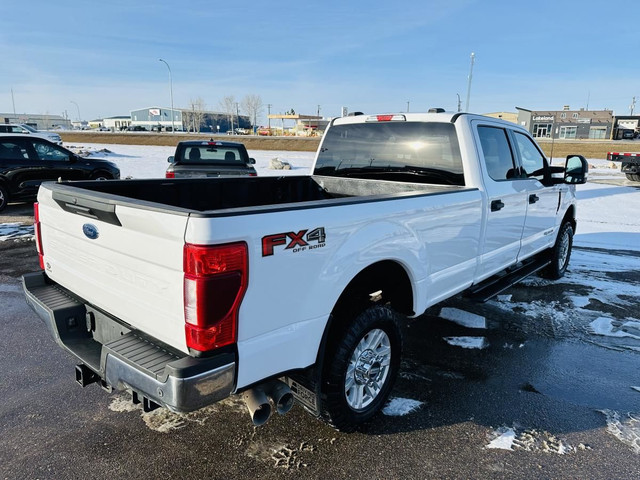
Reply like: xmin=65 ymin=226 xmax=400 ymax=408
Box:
xmin=48 ymin=175 xmax=470 ymax=217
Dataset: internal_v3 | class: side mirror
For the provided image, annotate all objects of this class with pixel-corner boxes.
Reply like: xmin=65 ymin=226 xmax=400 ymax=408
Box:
xmin=167 ymin=156 xmax=175 ymax=163
xmin=249 ymin=157 xmax=256 ymax=165
xmin=564 ymin=155 xmax=588 ymax=185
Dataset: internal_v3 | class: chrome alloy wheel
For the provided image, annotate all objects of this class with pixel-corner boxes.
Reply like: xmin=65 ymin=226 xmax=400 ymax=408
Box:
xmin=344 ymin=328 xmax=391 ymax=411
xmin=558 ymin=228 xmax=570 ymax=270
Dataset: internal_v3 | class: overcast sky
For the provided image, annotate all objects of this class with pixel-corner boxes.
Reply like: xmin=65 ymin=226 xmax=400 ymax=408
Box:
xmin=0 ymin=0 xmax=636 ymax=123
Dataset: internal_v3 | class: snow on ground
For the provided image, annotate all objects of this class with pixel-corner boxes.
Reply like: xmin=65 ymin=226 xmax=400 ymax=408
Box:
xmin=574 ymin=181 xmax=640 ymax=252
xmin=486 ymin=425 xmax=583 ymax=454
xmin=382 ymin=397 xmax=423 ymax=416
xmin=0 ymin=223 xmax=35 ymax=242
xmin=599 ymin=410 xmax=640 ymax=454
xmin=64 ymin=143 xmax=315 ymax=179
xmin=439 ymin=307 xmax=487 ymax=329
xmin=443 ymin=336 xmax=488 ymax=349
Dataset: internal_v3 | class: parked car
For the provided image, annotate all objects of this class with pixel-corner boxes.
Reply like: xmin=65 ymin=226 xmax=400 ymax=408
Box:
xmin=0 ymin=135 xmax=120 ymax=211
xmin=126 ymin=125 xmax=147 ymax=132
xmin=165 ymin=140 xmax=257 ymax=178
xmin=0 ymin=123 xmax=62 ymax=145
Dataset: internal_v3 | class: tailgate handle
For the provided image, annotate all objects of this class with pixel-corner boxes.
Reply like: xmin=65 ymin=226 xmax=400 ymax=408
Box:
xmin=52 ymin=192 xmax=122 ymax=226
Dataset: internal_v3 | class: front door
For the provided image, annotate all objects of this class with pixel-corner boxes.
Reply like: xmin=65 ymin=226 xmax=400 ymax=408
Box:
xmin=474 ymin=124 xmax=528 ymax=281
xmin=510 ymin=131 xmax=560 ymax=259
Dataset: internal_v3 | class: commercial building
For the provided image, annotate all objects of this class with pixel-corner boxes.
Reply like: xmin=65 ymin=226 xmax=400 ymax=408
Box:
xmin=482 ymin=112 xmax=518 ymax=124
xmin=130 ymin=107 xmax=250 ymax=133
xmin=612 ymin=115 xmax=640 ymax=139
xmin=0 ymin=112 xmax=71 ymax=130
xmin=516 ymin=106 xmax=613 ymax=140
xmin=102 ymin=115 xmax=132 ymax=131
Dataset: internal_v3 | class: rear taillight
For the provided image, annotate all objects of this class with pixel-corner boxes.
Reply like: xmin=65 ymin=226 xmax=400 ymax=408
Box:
xmin=165 ymin=171 xmax=175 ymax=178
xmin=249 ymin=172 xmax=257 ymax=177
xmin=34 ymin=202 xmax=44 ymax=270
xmin=183 ymin=242 xmax=248 ymax=352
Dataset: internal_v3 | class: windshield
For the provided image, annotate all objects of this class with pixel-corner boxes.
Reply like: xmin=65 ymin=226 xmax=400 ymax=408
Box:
xmin=177 ymin=144 xmax=249 ymax=165
xmin=314 ymin=121 xmax=464 ymax=185
xmin=21 ymin=124 xmax=38 ymax=133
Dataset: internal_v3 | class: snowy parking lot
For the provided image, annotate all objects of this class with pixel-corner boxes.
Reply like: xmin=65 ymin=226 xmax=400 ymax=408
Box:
xmin=0 ymin=143 xmax=638 ymax=478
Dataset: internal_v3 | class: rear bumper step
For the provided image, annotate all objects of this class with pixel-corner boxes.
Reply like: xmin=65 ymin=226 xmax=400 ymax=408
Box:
xmin=23 ymin=271 xmax=236 ymax=413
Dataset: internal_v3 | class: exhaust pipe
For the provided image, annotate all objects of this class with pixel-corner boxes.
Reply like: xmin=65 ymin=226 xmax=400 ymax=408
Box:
xmin=265 ymin=380 xmax=294 ymax=415
xmin=243 ymin=387 xmax=272 ymax=426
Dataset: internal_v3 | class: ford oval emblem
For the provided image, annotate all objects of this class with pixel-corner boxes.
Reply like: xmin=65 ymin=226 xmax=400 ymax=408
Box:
xmin=82 ymin=224 xmax=99 ymax=240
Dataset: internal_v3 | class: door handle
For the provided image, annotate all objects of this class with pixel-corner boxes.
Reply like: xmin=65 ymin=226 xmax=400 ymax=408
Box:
xmin=529 ymin=194 xmax=539 ymax=204
xmin=490 ymin=199 xmax=505 ymax=212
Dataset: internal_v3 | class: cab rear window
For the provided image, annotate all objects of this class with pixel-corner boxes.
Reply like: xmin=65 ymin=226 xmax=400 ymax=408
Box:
xmin=314 ymin=122 xmax=464 ymax=185
xmin=177 ymin=145 xmax=248 ymax=164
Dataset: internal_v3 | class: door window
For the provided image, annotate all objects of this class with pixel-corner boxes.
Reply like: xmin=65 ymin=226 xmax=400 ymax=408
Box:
xmin=32 ymin=141 xmax=70 ymax=161
xmin=477 ymin=126 xmax=517 ymax=181
xmin=512 ymin=132 xmax=547 ymax=182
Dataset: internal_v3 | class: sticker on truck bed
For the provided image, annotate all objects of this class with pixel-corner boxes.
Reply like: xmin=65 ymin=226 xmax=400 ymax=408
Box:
xmin=262 ymin=228 xmax=326 ymax=256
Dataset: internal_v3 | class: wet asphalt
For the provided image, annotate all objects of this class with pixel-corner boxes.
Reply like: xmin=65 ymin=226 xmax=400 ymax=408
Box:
xmin=1 ymin=193 xmax=639 ymax=479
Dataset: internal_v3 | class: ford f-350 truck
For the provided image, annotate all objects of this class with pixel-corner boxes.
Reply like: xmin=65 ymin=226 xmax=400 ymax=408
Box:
xmin=23 ymin=112 xmax=588 ymax=431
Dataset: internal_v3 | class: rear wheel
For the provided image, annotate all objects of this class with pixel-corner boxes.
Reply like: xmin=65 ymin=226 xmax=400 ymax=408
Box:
xmin=625 ymin=173 xmax=640 ymax=182
xmin=90 ymin=171 xmax=113 ymax=180
xmin=320 ymin=305 xmax=402 ymax=432
xmin=0 ymin=184 xmax=8 ymax=212
xmin=540 ymin=221 xmax=573 ymax=280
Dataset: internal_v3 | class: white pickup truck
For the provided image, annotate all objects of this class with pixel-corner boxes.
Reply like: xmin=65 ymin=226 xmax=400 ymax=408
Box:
xmin=23 ymin=111 xmax=588 ymax=431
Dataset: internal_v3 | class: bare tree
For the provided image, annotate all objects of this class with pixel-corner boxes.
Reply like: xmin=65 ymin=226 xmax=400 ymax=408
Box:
xmin=218 ymin=95 xmax=236 ymax=132
xmin=182 ymin=109 xmax=194 ymax=132
xmin=241 ymin=94 xmax=264 ymax=130
xmin=189 ymin=97 xmax=206 ymax=133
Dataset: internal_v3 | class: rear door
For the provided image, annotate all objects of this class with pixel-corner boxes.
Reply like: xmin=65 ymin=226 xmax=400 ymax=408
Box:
xmin=0 ymin=138 xmax=38 ymax=196
xmin=28 ymin=139 xmax=86 ymax=181
xmin=474 ymin=124 xmax=528 ymax=280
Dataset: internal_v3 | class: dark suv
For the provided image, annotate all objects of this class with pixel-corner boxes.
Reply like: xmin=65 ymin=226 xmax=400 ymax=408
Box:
xmin=166 ymin=140 xmax=257 ymax=178
xmin=0 ymin=135 xmax=120 ymax=211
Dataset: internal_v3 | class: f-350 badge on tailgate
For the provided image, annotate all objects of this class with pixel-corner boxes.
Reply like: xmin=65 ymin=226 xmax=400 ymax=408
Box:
xmin=262 ymin=227 xmax=326 ymax=256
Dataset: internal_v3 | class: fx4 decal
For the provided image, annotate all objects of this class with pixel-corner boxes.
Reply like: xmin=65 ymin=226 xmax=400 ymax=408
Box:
xmin=262 ymin=227 xmax=326 ymax=256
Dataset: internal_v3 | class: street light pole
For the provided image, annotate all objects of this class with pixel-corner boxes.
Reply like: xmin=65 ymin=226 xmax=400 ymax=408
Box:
xmin=465 ymin=52 xmax=475 ymax=112
xmin=70 ymin=100 xmax=81 ymax=124
xmin=158 ymin=58 xmax=175 ymax=132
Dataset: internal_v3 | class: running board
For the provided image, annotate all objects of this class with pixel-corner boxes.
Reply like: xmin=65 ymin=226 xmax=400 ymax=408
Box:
xmin=466 ymin=257 xmax=551 ymax=303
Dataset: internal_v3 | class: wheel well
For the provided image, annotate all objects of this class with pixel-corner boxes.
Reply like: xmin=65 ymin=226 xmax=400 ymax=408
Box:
xmin=312 ymin=260 xmax=412 ymax=381
xmin=332 ymin=261 xmax=414 ymax=318
xmin=563 ymin=205 xmax=576 ymax=231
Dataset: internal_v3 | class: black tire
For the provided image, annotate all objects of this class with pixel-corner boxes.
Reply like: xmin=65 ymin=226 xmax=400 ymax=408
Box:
xmin=625 ymin=173 xmax=640 ymax=182
xmin=0 ymin=184 xmax=8 ymax=212
xmin=320 ymin=305 xmax=402 ymax=432
xmin=540 ymin=221 xmax=573 ymax=280
xmin=90 ymin=171 xmax=113 ymax=180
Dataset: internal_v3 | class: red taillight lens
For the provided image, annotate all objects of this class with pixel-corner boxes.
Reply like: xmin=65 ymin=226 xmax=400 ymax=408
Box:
xmin=249 ymin=172 xmax=257 ymax=177
xmin=34 ymin=202 xmax=44 ymax=270
xmin=165 ymin=171 xmax=175 ymax=178
xmin=183 ymin=242 xmax=248 ymax=352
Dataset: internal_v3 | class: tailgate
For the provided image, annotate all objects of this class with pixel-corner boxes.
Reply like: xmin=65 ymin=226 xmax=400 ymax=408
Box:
xmin=37 ymin=185 xmax=190 ymax=353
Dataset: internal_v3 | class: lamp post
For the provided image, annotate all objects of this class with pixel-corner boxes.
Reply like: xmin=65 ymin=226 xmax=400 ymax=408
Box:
xmin=70 ymin=100 xmax=81 ymax=123
xmin=158 ymin=58 xmax=175 ymax=133
xmin=465 ymin=52 xmax=475 ymax=112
